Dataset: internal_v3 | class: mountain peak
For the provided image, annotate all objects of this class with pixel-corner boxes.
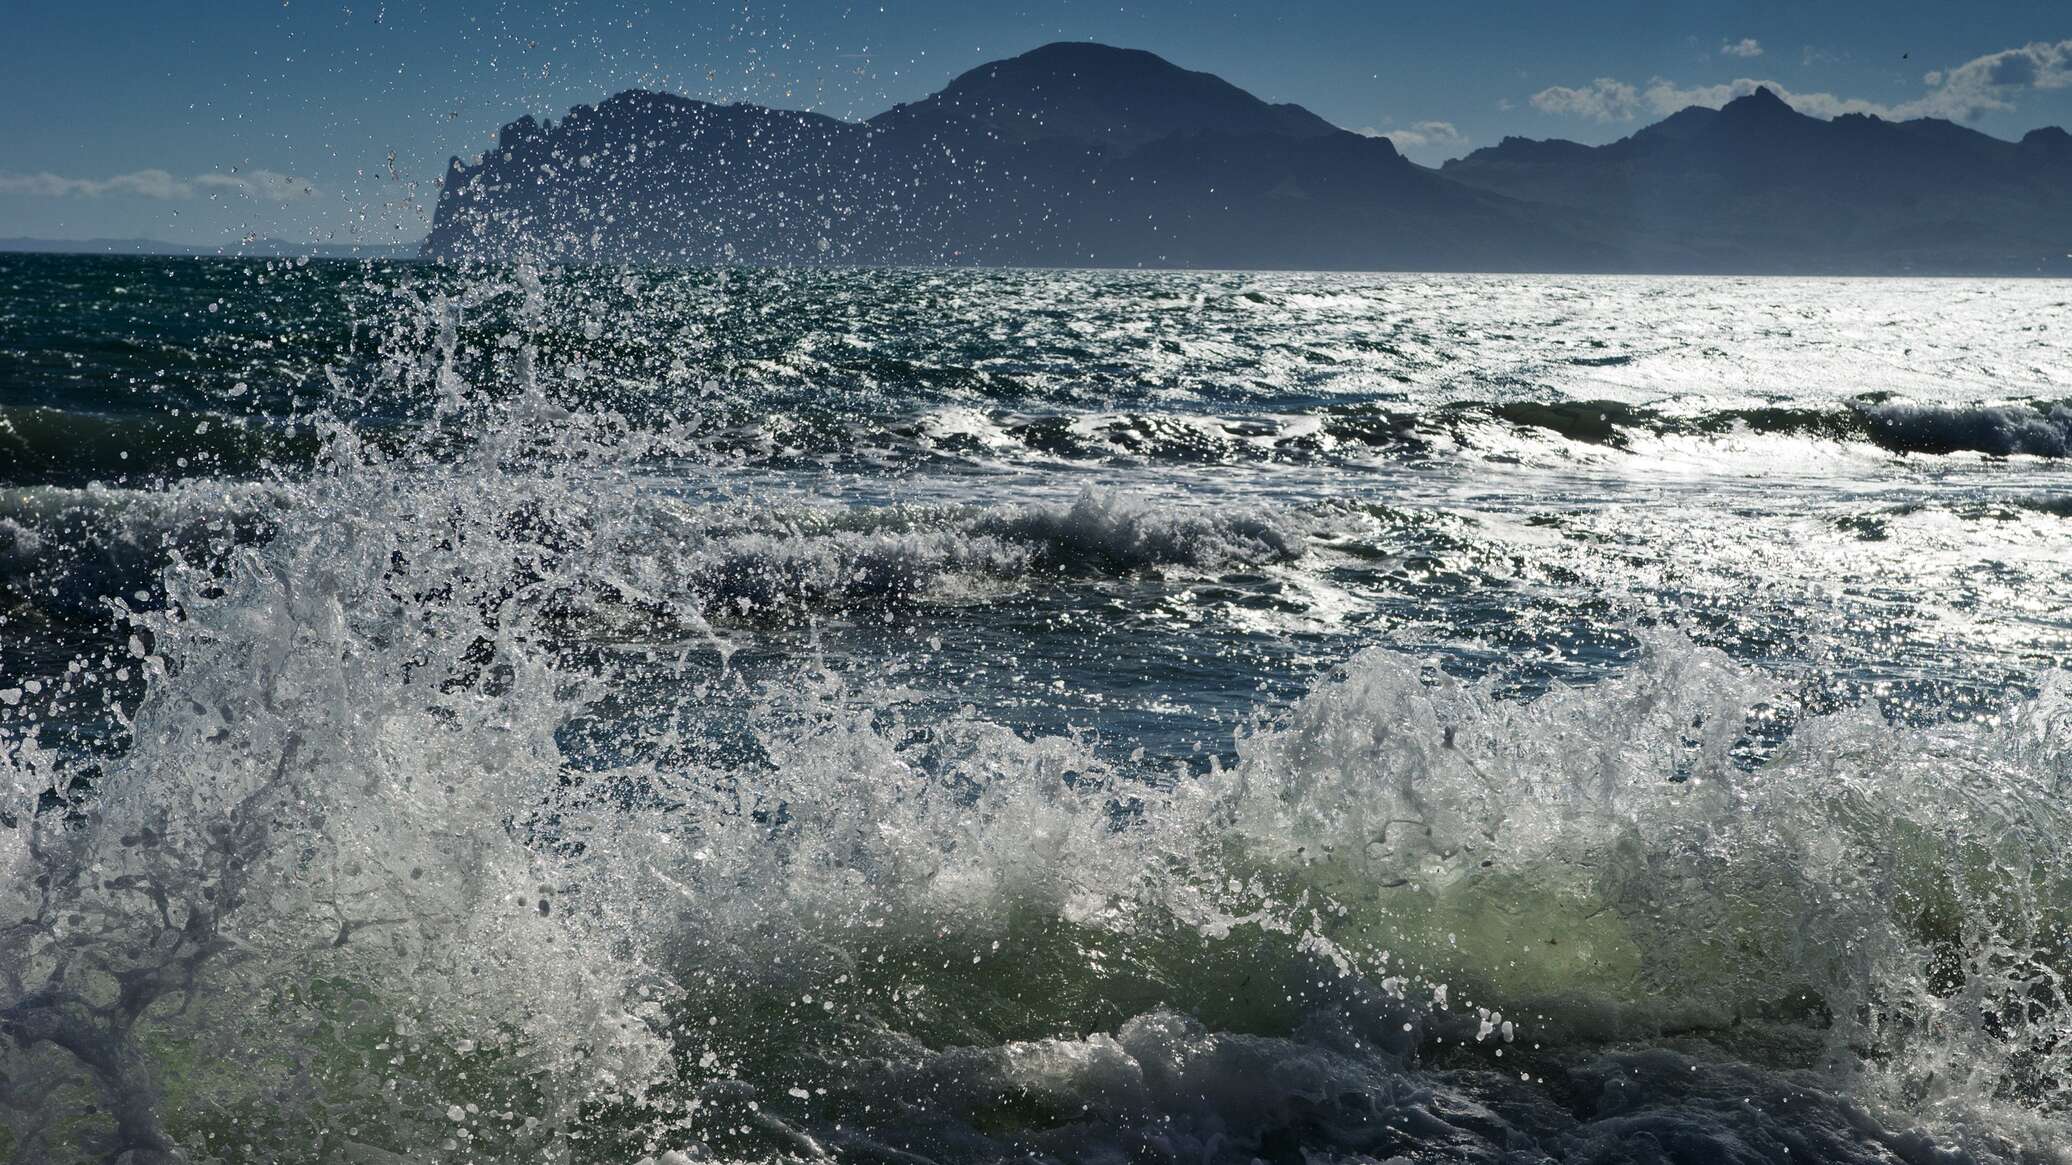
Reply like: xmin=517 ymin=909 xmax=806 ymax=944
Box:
xmin=1720 ymin=85 xmax=1796 ymax=118
xmin=987 ymin=41 xmax=1178 ymax=73
xmin=888 ymin=40 xmax=1339 ymax=151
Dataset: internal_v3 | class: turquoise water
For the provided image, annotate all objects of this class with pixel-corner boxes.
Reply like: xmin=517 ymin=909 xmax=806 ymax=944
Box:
xmin=2 ymin=254 xmax=2070 ymax=1162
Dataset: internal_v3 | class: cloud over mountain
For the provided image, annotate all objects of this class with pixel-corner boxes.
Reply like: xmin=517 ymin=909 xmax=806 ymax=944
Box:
xmin=1533 ymin=38 xmax=2072 ymax=125
xmin=1354 ymin=120 xmax=1468 ymax=158
xmin=1529 ymin=78 xmax=1642 ymax=122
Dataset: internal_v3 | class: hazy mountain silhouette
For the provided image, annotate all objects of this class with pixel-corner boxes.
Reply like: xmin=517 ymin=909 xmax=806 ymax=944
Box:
xmin=1443 ymin=86 xmax=2072 ymax=273
xmin=426 ymin=44 xmax=2071 ymax=274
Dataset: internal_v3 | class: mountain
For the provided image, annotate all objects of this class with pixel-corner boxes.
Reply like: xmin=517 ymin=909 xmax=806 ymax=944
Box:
xmin=423 ymin=43 xmax=1608 ymax=271
xmin=885 ymin=42 xmax=1340 ymax=151
xmin=1441 ymin=87 xmax=2072 ymax=274
xmin=425 ymin=46 xmax=2071 ymax=274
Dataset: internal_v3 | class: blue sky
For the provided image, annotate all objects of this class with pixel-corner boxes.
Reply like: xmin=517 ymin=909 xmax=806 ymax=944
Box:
xmin=3 ymin=1 xmax=2067 ymax=245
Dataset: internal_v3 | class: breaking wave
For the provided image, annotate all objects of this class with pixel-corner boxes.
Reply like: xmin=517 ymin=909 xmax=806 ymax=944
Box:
xmin=640 ymin=489 xmax=1309 ymax=610
xmin=1858 ymin=401 xmax=2072 ymax=458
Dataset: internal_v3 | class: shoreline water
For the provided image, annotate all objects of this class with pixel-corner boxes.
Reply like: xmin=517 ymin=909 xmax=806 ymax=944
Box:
xmin=1 ymin=257 xmax=2068 ymax=1162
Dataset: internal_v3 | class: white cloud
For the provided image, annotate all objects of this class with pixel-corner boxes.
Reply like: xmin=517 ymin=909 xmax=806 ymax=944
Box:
xmin=1531 ymin=38 xmax=2072 ymax=125
xmin=194 ymin=170 xmax=321 ymax=201
xmin=1721 ymin=38 xmax=1764 ymax=59
xmin=0 ymin=168 xmax=319 ymax=201
xmin=1530 ymin=77 xmax=1642 ymax=122
xmin=1917 ymin=39 xmax=2072 ymax=118
xmin=0 ymin=169 xmax=188 ymax=198
xmin=1355 ymin=120 xmax=1468 ymax=154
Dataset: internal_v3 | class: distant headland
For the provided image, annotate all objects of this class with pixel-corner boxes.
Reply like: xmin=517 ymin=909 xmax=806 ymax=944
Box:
xmin=0 ymin=237 xmax=419 ymax=260
xmin=425 ymin=42 xmax=2072 ymax=275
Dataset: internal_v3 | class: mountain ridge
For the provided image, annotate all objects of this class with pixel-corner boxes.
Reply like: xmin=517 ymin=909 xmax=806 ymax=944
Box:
xmin=425 ymin=44 xmax=2072 ymax=274
xmin=1442 ymin=86 xmax=2072 ymax=272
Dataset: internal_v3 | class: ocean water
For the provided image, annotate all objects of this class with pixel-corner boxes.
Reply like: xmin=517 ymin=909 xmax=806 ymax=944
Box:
xmin=1 ymin=253 xmax=2070 ymax=1163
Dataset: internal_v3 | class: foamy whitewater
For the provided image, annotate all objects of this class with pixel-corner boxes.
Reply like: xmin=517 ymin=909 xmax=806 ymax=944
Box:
xmin=2 ymin=258 xmax=2070 ymax=1163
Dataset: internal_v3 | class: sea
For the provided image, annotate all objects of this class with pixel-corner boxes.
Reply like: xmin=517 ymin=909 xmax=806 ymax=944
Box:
xmin=2 ymin=252 xmax=2070 ymax=1163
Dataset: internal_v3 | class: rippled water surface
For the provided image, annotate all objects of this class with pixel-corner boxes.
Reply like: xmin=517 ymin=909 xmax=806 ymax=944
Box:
xmin=2 ymin=255 xmax=2070 ymax=1163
